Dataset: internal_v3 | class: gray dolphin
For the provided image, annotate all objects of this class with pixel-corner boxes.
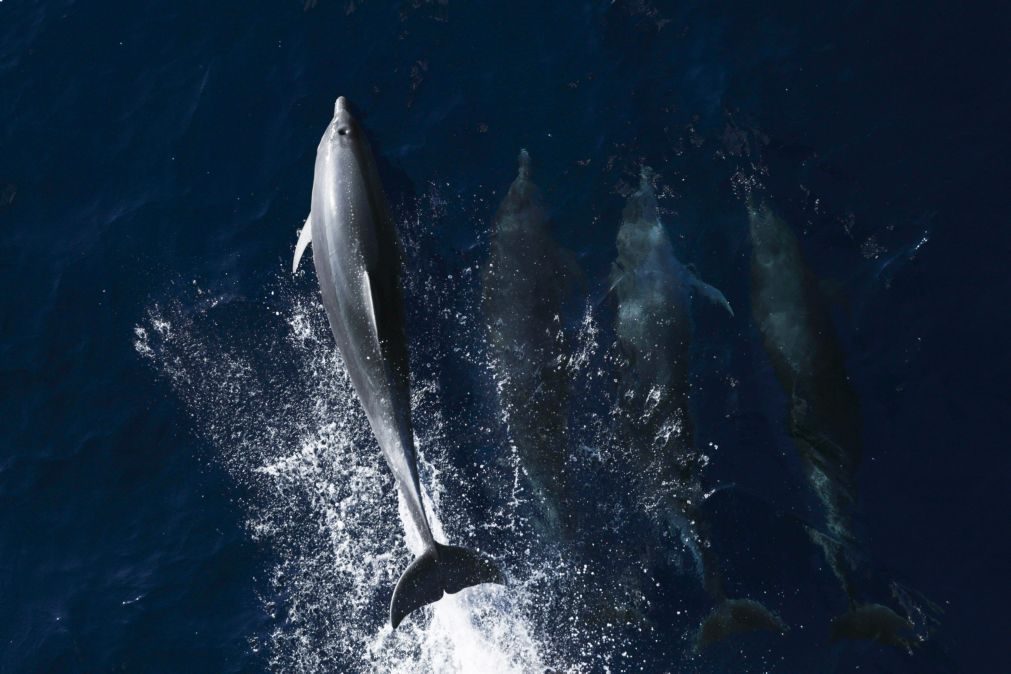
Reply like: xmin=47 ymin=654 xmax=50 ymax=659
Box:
xmin=481 ymin=149 xmax=577 ymax=539
xmin=611 ymin=169 xmax=783 ymax=649
xmin=747 ymin=199 xmax=910 ymax=648
xmin=293 ymin=97 xmax=503 ymax=629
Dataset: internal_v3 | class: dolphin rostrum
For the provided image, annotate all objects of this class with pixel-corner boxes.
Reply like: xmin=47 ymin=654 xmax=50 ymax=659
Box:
xmin=293 ymin=97 xmax=503 ymax=628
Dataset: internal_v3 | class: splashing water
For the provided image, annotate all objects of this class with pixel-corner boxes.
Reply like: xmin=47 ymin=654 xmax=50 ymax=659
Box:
xmin=132 ymin=184 xmax=684 ymax=671
xmin=134 ymin=279 xmax=564 ymax=672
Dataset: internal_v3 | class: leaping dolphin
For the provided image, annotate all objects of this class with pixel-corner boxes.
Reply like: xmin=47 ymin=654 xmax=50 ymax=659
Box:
xmin=293 ymin=97 xmax=504 ymax=628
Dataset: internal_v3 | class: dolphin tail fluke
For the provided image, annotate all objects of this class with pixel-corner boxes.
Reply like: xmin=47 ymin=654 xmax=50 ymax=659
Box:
xmin=830 ymin=603 xmax=915 ymax=653
xmin=694 ymin=598 xmax=786 ymax=652
xmin=390 ymin=542 xmax=505 ymax=628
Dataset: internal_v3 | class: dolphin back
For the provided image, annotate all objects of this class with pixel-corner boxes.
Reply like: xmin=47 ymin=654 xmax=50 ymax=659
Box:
xmin=390 ymin=542 xmax=505 ymax=628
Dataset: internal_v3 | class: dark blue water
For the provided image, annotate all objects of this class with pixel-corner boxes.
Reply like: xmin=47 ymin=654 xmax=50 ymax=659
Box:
xmin=2 ymin=1 xmax=1007 ymax=671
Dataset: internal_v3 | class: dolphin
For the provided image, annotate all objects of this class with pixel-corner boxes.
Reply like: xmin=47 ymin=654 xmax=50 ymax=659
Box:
xmin=610 ymin=169 xmax=783 ymax=649
xmin=480 ymin=149 xmax=577 ymax=539
xmin=747 ymin=199 xmax=910 ymax=647
xmin=293 ymin=97 xmax=503 ymax=628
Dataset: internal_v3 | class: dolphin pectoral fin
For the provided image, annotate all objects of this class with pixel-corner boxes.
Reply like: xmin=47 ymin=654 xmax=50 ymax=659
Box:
xmin=688 ymin=273 xmax=735 ymax=317
xmin=362 ymin=270 xmax=381 ymax=347
xmin=390 ymin=542 xmax=505 ymax=628
xmin=292 ymin=213 xmax=313 ymax=273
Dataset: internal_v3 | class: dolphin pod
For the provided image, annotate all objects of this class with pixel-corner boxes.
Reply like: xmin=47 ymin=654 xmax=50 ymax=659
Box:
xmin=610 ymin=170 xmax=783 ymax=649
xmin=293 ymin=97 xmax=503 ymax=629
xmin=288 ymin=97 xmax=920 ymax=651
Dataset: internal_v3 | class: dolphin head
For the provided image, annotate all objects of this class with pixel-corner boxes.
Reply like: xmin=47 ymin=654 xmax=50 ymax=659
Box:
xmin=327 ymin=96 xmax=361 ymax=147
xmin=318 ymin=96 xmax=375 ymax=177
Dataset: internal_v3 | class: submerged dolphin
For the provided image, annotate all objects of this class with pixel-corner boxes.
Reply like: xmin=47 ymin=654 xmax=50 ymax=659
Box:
xmin=747 ymin=199 xmax=911 ymax=647
xmin=481 ymin=149 xmax=577 ymax=539
xmin=293 ymin=97 xmax=503 ymax=628
xmin=610 ymin=169 xmax=783 ymax=649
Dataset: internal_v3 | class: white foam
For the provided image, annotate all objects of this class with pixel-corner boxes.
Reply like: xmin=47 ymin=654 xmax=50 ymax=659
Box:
xmin=130 ymin=186 xmax=680 ymax=672
xmin=135 ymin=279 xmax=573 ymax=673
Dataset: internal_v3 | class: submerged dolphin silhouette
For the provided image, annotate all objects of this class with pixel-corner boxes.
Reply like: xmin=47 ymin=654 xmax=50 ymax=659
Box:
xmin=611 ymin=169 xmax=783 ymax=648
xmin=481 ymin=149 xmax=577 ymax=540
xmin=293 ymin=97 xmax=503 ymax=628
xmin=747 ymin=199 xmax=911 ymax=647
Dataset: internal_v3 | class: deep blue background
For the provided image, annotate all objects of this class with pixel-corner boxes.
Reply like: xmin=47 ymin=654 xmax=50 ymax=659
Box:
xmin=1 ymin=1 xmax=1007 ymax=671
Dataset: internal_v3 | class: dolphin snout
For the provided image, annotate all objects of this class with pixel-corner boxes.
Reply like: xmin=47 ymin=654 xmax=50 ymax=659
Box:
xmin=333 ymin=97 xmax=354 ymax=136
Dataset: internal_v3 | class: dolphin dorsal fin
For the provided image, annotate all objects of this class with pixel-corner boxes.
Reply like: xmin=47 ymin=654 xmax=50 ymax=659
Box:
xmin=292 ymin=213 xmax=313 ymax=273
xmin=362 ymin=270 xmax=381 ymax=347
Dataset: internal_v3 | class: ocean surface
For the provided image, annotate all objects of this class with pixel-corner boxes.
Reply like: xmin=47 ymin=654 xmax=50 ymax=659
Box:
xmin=1 ymin=1 xmax=1008 ymax=672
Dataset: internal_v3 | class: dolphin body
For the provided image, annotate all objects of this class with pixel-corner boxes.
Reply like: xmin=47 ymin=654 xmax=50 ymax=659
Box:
xmin=747 ymin=200 xmax=911 ymax=648
xmin=293 ymin=97 xmax=503 ymax=628
xmin=480 ymin=150 xmax=577 ymax=539
xmin=610 ymin=170 xmax=783 ymax=649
